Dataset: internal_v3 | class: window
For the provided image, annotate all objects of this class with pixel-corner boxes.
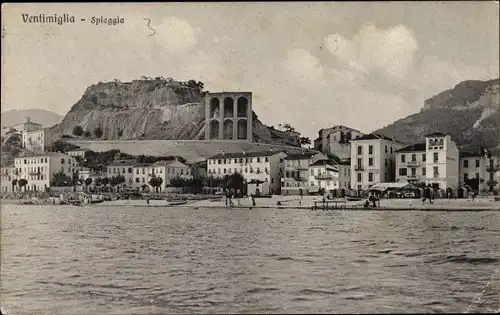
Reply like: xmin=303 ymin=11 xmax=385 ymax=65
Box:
xmin=357 ymin=146 xmax=362 ymax=155
xmin=135 ymin=178 xmax=139 ymax=183
xmin=463 ymin=160 xmax=469 ymax=168
xmin=265 ymin=157 xmax=269 ymax=162
xmin=136 ymin=169 xmax=139 ymax=174
xmin=223 ymin=168 xmax=227 ymax=174
xmin=422 ymin=168 xmax=426 ymax=176
xmin=476 ymin=159 xmax=480 ymax=168
xmin=122 ymin=168 xmax=125 ymax=173
xmin=401 ymin=154 xmax=406 ymax=163
xmin=61 ymin=158 xmax=65 ymax=164
xmin=399 ymin=168 xmax=407 ymax=176
xmin=218 ymin=159 xmax=221 ymax=164
xmin=357 ymin=158 xmax=362 ymax=168
xmin=422 ymin=154 xmax=426 ymax=162
xmin=128 ymin=168 xmax=132 ymax=173
xmin=385 ymin=159 xmax=388 ymax=167
xmin=368 ymin=158 xmax=373 ymax=166
xmin=218 ymin=169 xmax=221 ymax=174
xmin=385 ymin=146 xmax=388 ymax=153
xmin=433 ymin=166 xmax=439 ymax=177
xmin=234 ymin=159 xmax=238 ymax=164
xmin=390 ymin=147 xmax=393 ymax=154
xmin=384 ymin=173 xmax=388 ymax=181
xmin=433 ymin=152 xmax=438 ymax=163
xmin=475 ymin=172 xmax=479 ymax=179
xmin=310 ymin=169 xmax=313 ymax=175
xmin=228 ymin=168 xmax=231 ymax=173
xmin=368 ymin=173 xmax=373 ymax=182
xmin=411 ymin=154 xmax=416 ymax=162
xmin=142 ymin=178 xmax=145 ymax=183
xmin=368 ymin=145 xmax=373 ymax=155
xmin=411 ymin=168 xmax=416 ymax=176
xmin=257 ymin=158 xmax=261 ymax=163
xmin=357 ymin=173 xmax=362 ymax=182
xmin=142 ymin=169 xmax=145 ymax=174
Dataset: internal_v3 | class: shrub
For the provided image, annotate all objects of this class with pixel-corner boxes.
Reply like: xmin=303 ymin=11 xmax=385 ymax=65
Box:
xmin=72 ymin=126 xmax=84 ymax=137
xmin=94 ymin=127 xmax=103 ymax=138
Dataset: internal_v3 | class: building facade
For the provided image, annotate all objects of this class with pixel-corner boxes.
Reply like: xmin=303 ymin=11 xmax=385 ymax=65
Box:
xmin=314 ymin=125 xmax=364 ymax=159
xmin=22 ymin=129 xmax=47 ymax=153
xmin=308 ymin=159 xmax=340 ymax=194
xmin=350 ymin=134 xmax=404 ymax=190
xmin=67 ymin=149 xmax=88 ymax=159
xmin=281 ymin=152 xmax=327 ymax=195
xmin=459 ymin=150 xmax=500 ymax=192
xmin=395 ymin=143 xmax=427 ymax=184
xmin=1 ymin=165 xmax=16 ymax=192
xmin=204 ymin=92 xmax=253 ymax=141
xmin=14 ymin=117 xmax=43 ymax=134
xmin=107 ymin=160 xmax=136 ymax=186
xmin=148 ymin=160 xmax=193 ymax=192
xmin=337 ymin=159 xmax=351 ymax=190
xmin=12 ymin=152 xmax=77 ymax=192
xmin=207 ymin=151 xmax=286 ymax=194
xmin=424 ymin=133 xmax=459 ymax=190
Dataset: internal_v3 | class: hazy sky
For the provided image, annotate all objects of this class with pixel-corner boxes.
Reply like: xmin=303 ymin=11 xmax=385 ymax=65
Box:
xmin=2 ymin=2 xmax=499 ymax=139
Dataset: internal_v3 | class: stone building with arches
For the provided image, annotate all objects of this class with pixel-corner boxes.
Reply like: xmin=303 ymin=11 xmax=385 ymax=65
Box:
xmin=204 ymin=92 xmax=253 ymax=141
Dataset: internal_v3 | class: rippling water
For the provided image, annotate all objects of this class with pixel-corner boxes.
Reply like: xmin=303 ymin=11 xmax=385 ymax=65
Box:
xmin=1 ymin=205 xmax=499 ymax=314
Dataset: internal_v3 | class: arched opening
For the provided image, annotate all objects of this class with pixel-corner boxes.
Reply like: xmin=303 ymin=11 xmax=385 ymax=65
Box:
xmin=237 ymin=97 xmax=248 ymax=117
xmin=439 ymin=139 xmax=444 ymax=146
xmin=223 ymin=97 xmax=234 ymax=118
xmin=429 ymin=139 xmax=434 ymax=146
xmin=237 ymin=119 xmax=247 ymax=139
xmin=209 ymin=120 xmax=220 ymax=139
xmin=223 ymin=119 xmax=234 ymax=139
xmin=210 ymin=98 xmax=220 ymax=118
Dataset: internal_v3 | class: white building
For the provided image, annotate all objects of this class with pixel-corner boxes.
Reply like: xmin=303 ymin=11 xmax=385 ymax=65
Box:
xmin=207 ymin=150 xmax=287 ymax=195
xmin=459 ymin=150 xmax=500 ymax=192
xmin=107 ymin=160 xmax=136 ymax=187
xmin=1 ymin=165 xmax=16 ymax=193
xmin=308 ymin=159 xmax=340 ymax=194
xmin=337 ymin=159 xmax=351 ymax=191
xmin=67 ymin=149 xmax=88 ymax=159
xmin=12 ymin=152 xmax=77 ymax=192
xmin=22 ymin=129 xmax=48 ymax=153
xmin=350 ymin=133 xmax=404 ymax=190
xmin=395 ymin=143 xmax=427 ymax=184
xmin=148 ymin=159 xmax=193 ymax=192
xmin=314 ymin=125 xmax=364 ymax=159
xmin=281 ymin=151 xmax=327 ymax=195
xmin=424 ymin=132 xmax=459 ymax=190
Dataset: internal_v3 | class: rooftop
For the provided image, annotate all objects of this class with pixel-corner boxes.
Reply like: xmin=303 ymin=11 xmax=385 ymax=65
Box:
xmin=309 ymin=159 xmax=339 ymax=168
xmin=208 ymin=150 xmax=284 ymax=160
xmin=425 ymin=132 xmax=447 ymax=137
xmin=395 ymin=143 xmax=427 ymax=153
xmin=350 ymin=133 xmax=403 ymax=143
xmin=283 ymin=152 xmax=320 ymax=160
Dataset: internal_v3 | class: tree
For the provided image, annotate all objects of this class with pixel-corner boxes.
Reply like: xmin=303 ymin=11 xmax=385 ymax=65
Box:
xmin=72 ymin=125 xmax=84 ymax=137
xmin=50 ymin=170 xmax=72 ymax=187
xmin=84 ymin=131 xmax=91 ymax=138
xmin=149 ymin=176 xmax=163 ymax=193
xmin=110 ymin=175 xmax=125 ymax=192
xmin=102 ymin=177 xmax=109 ymax=192
xmin=299 ymin=137 xmax=311 ymax=147
xmin=94 ymin=127 xmax=103 ymax=138
xmin=18 ymin=178 xmax=28 ymax=192
xmin=49 ymin=140 xmax=80 ymax=153
xmin=170 ymin=176 xmax=189 ymax=188
xmin=85 ymin=178 xmax=93 ymax=191
xmin=222 ymin=173 xmax=245 ymax=191
xmin=11 ymin=179 xmax=17 ymax=192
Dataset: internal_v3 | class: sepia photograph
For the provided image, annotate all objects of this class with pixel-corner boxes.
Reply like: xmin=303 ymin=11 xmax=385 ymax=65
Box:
xmin=1 ymin=2 xmax=499 ymax=314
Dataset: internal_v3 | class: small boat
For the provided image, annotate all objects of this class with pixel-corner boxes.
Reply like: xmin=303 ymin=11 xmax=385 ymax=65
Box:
xmin=168 ymin=200 xmax=187 ymax=206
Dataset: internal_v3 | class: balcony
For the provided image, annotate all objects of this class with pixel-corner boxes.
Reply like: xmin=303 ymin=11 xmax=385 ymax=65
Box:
xmin=407 ymin=161 xmax=419 ymax=166
xmin=486 ymin=165 xmax=499 ymax=172
xmin=315 ymin=174 xmax=335 ymax=180
xmin=354 ymin=166 xmax=364 ymax=171
xmin=407 ymin=175 xmax=418 ymax=180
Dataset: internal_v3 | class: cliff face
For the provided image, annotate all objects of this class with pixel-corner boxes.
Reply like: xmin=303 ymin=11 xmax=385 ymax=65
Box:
xmin=375 ymin=78 xmax=500 ymax=152
xmin=49 ymin=79 xmax=299 ymax=146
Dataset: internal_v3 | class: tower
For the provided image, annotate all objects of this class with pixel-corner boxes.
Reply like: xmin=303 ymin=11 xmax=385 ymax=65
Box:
xmin=204 ymin=92 xmax=253 ymax=141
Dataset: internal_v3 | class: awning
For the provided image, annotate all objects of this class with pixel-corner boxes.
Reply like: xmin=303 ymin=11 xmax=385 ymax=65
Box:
xmin=308 ymin=186 xmax=320 ymax=193
xmin=369 ymin=182 xmax=418 ymax=192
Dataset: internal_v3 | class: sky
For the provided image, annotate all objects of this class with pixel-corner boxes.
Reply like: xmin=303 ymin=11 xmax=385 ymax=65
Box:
xmin=2 ymin=2 xmax=499 ymax=140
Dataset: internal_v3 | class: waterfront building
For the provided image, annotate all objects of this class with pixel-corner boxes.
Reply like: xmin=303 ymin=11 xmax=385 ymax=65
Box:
xmin=22 ymin=129 xmax=47 ymax=153
xmin=0 ymin=165 xmax=16 ymax=193
xmin=424 ymin=132 xmax=459 ymax=190
xmin=281 ymin=151 xmax=327 ymax=195
xmin=350 ymin=133 xmax=404 ymax=190
xmin=337 ymin=158 xmax=351 ymax=191
xmin=308 ymin=159 xmax=340 ymax=194
xmin=207 ymin=150 xmax=287 ymax=195
xmin=313 ymin=125 xmax=364 ymax=159
xmin=148 ymin=159 xmax=193 ymax=192
xmin=395 ymin=143 xmax=427 ymax=184
xmin=460 ymin=149 xmax=500 ymax=192
xmin=12 ymin=152 xmax=77 ymax=192
xmin=107 ymin=160 xmax=136 ymax=186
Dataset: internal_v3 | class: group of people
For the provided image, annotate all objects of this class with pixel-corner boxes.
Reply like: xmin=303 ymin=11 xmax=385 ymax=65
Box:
xmin=224 ymin=190 xmax=256 ymax=208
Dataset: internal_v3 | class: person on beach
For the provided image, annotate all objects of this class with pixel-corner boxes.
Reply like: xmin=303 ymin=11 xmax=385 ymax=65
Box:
xmin=252 ymin=195 xmax=256 ymax=207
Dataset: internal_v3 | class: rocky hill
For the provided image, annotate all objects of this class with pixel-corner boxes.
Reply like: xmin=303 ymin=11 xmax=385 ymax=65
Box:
xmin=374 ymin=78 xmax=500 ymax=153
xmin=48 ymin=78 xmax=299 ymax=147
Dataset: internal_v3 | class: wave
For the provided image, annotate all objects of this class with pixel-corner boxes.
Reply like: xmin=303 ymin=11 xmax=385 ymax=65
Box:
xmin=299 ymin=288 xmax=338 ymax=296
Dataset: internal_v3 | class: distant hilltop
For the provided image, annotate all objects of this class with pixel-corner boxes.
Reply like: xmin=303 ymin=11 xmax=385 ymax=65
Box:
xmin=47 ymin=77 xmax=300 ymax=147
xmin=374 ymin=78 xmax=500 ymax=152
xmin=1 ymin=109 xmax=63 ymax=128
